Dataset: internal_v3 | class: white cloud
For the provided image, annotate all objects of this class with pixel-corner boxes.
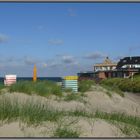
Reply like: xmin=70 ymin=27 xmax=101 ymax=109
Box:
xmin=62 ymin=55 xmax=75 ymax=64
xmin=23 ymin=56 xmax=47 ymax=67
xmin=24 ymin=57 xmax=37 ymax=65
xmin=0 ymin=54 xmax=104 ymax=77
xmin=49 ymin=62 xmax=61 ymax=68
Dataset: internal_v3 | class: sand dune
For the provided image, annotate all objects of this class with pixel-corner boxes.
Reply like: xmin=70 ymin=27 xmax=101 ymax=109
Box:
xmin=0 ymin=86 xmax=139 ymax=137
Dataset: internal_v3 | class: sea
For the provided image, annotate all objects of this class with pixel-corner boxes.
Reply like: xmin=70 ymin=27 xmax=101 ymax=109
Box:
xmin=0 ymin=77 xmax=62 ymax=85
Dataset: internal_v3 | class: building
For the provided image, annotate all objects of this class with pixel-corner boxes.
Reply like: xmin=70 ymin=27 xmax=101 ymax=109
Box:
xmin=78 ymin=69 xmax=138 ymax=81
xmin=94 ymin=57 xmax=117 ymax=72
xmin=78 ymin=56 xmax=140 ymax=82
xmin=116 ymin=56 xmax=140 ymax=69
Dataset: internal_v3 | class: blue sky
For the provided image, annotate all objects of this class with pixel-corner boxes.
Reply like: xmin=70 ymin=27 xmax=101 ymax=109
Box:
xmin=0 ymin=3 xmax=140 ymax=77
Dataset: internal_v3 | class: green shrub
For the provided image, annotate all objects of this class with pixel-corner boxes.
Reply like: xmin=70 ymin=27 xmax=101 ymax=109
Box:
xmin=101 ymin=84 xmax=124 ymax=97
xmin=78 ymin=80 xmax=95 ymax=93
xmin=100 ymin=77 xmax=140 ymax=94
xmin=0 ymin=83 xmax=4 ymax=90
xmin=100 ymin=78 xmax=122 ymax=87
xmin=105 ymin=91 xmax=112 ymax=97
xmin=9 ymin=80 xmax=62 ymax=97
xmin=64 ymin=93 xmax=79 ymax=101
xmin=0 ymin=83 xmax=5 ymax=94
xmin=63 ymin=88 xmax=73 ymax=93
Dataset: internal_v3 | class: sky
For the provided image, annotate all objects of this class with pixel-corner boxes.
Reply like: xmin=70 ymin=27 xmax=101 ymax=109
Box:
xmin=0 ymin=3 xmax=140 ymax=77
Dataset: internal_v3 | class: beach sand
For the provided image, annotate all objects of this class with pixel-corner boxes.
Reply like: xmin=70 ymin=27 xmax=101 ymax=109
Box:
xmin=0 ymin=85 xmax=139 ymax=137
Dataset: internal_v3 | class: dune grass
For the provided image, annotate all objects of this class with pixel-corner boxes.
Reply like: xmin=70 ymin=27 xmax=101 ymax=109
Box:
xmin=94 ymin=110 xmax=140 ymax=128
xmin=9 ymin=80 xmax=62 ymax=97
xmin=0 ymin=94 xmax=139 ymax=137
xmin=69 ymin=110 xmax=140 ymax=136
xmin=105 ymin=91 xmax=112 ymax=97
xmin=0 ymin=80 xmax=88 ymax=103
xmin=68 ymin=108 xmax=91 ymax=118
xmin=0 ymin=84 xmax=4 ymax=90
xmin=78 ymin=80 xmax=95 ymax=93
xmin=101 ymin=84 xmax=125 ymax=97
xmin=116 ymin=123 xmax=140 ymax=137
xmin=68 ymin=109 xmax=140 ymax=129
xmin=8 ymin=81 xmax=87 ymax=102
xmin=64 ymin=93 xmax=80 ymax=101
xmin=0 ymin=83 xmax=5 ymax=92
xmin=0 ymin=96 xmax=64 ymax=125
xmin=63 ymin=88 xmax=73 ymax=93
xmin=0 ymin=95 xmax=139 ymax=128
xmin=63 ymin=93 xmax=87 ymax=104
xmin=100 ymin=77 xmax=140 ymax=94
xmin=54 ymin=127 xmax=80 ymax=138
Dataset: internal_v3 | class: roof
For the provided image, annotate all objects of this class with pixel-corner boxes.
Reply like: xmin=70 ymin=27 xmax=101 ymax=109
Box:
xmin=94 ymin=57 xmax=117 ymax=67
